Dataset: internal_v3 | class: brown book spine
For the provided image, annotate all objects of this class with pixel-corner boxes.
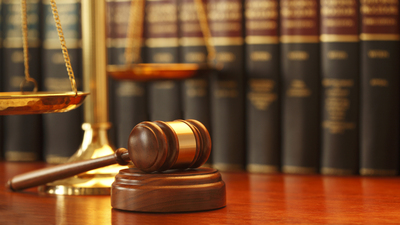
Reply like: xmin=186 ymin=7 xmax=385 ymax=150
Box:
xmin=42 ymin=0 xmax=83 ymax=164
xmin=320 ymin=0 xmax=359 ymax=175
xmin=107 ymin=0 xmax=148 ymax=148
xmin=280 ymin=0 xmax=320 ymax=174
xmin=2 ymin=0 xmax=42 ymax=161
xmin=208 ymin=0 xmax=245 ymax=171
xmin=178 ymin=0 xmax=212 ymax=164
xmin=360 ymin=0 xmax=400 ymax=176
xmin=179 ymin=0 xmax=211 ymax=133
xmin=145 ymin=0 xmax=182 ymax=121
xmin=245 ymin=0 xmax=280 ymax=173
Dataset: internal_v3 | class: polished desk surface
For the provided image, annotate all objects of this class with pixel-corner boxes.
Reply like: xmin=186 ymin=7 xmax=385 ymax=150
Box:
xmin=1 ymin=161 xmax=400 ymax=225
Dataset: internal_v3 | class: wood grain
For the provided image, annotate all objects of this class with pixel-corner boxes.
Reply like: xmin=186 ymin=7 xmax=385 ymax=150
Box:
xmin=111 ymin=168 xmax=225 ymax=212
xmin=2 ymin=161 xmax=400 ymax=224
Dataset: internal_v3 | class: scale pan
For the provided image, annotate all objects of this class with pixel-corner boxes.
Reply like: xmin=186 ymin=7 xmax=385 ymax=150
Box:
xmin=107 ymin=63 xmax=214 ymax=81
xmin=0 ymin=91 xmax=89 ymax=115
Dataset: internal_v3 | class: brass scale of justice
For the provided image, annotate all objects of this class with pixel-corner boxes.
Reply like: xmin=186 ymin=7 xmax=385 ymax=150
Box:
xmin=4 ymin=0 xmax=226 ymax=213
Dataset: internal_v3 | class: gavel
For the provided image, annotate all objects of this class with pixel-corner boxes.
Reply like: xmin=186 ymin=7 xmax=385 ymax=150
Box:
xmin=7 ymin=119 xmax=211 ymax=191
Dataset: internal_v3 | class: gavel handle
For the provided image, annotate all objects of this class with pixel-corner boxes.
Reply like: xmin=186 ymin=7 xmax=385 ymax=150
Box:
xmin=7 ymin=148 xmax=130 ymax=191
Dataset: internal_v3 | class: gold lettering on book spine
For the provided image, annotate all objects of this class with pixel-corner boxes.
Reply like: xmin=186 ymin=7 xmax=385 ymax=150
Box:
xmin=360 ymin=33 xmax=400 ymax=40
xmin=368 ymin=50 xmax=390 ymax=58
xmin=286 ymin=79 xmax=312 ymax=97
xmin=250 ymin=51 xmax=271 ymax=61
xmin=116 ymin=82 xmax=145 ymax=97
xmin=185 ymin=52 xmax=206 ymax=62
xmin=320 ymin=0 xmax=358 ymax=42
xmin=328 ymin=50 xmax=348 ymax=59
xmin=207 ymin=1 xmax=242 ymax=21
xmin=214 ymin=80 xmax=239 ymax=98
xmin=146 ymin=1 xmax=178 ymax=48
xmin=185 ymin=79 xmax=208 ymax=97
xmin=370 ymin=78 xmax=389 ymax=87
xmin=360 ymin=0 xmax=400 ymax=40
xmin=248 ymin=79 xmax=277 ymax=110
xmin=280 ymin=0 xmax=318 ymax=38
xmin=320 ymin=34 xmax=359 ymax=42
xmin=207 ymin=0 xmax=242 ymax=45
xmin=152 ymin=52 xmax=174 ymax=63
xmin=245 ymin=36 xmax=279 ymax=44
xmin=245 ymin=0 xmax=278 ymax=33
xmin=322 ymin=78 xmax=355 ymax=134
xmin=216 ymin=52 xmax=236 ymax=62
xmin=287 ymin=51 xmax=309 ymax=60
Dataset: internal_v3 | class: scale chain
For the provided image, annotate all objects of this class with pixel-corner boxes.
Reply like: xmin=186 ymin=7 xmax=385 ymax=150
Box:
xmin=20 ymin=0 xmax=38 ymax=92
xmin=125 ymin=0 xmax=144 ymax=65
xmin=49 ymin=0 xmax=78 ymax=95
xmin=125 ymin=0 xmax=216 ymax=66
xmin=194 ymin=0 xmax=216 ymax=63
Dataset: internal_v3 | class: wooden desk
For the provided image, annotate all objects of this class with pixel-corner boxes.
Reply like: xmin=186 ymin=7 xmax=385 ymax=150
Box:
xmin=1 ymin=161 xmax=400 ymax=224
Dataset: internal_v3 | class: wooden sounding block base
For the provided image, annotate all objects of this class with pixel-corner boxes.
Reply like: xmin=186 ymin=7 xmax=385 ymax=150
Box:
xmin=111 ymin=167 xmax=226 ymax=212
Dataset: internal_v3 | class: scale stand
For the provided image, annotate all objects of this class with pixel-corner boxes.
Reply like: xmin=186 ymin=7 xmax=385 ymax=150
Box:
xmin=39 ymin=0 xmax=125 ymax=195
xmin=39 ymin=0 xmax=219 ymax=196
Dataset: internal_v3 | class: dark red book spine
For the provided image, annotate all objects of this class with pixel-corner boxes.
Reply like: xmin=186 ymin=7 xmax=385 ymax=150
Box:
xmin=360 ymin=0 xmax=400 ymax=176
xmin=42 ymin=0 xmax=83 ymax=163
xmin=208 ymin=0 xmax=245 ymax=171
xmin=2 ymin=1 xmax=43 ymax=161
xmin=280 ymin=0 xmax=320 ymax=174
xmin=178 ymin=0 xmax=211 ymax=133
xmin=320 ymin=0 xmax=359 ymax=175
xmin=144 ymin=0 xmax=182 ymax=121
xmin=107 ymin=0 xmax=148 ymax=148
xmin=178 ymin=0 xmax=212 ymax=164
xmin=245 ymin=0 xmax=280 ymax=173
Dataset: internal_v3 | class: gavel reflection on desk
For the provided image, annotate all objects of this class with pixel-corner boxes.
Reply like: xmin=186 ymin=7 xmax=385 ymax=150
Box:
xmin=7 ymin=119 xmax=226 ymax=212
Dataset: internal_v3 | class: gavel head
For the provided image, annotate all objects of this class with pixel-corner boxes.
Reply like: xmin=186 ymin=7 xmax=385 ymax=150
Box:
xmin=128 ymin=119 xmax=211 ymax=172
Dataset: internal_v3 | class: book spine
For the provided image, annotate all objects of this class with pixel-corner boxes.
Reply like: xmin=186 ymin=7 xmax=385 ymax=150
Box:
xmin=41 ymin=0 xmax=83 ymax=164
xmin=280 ymin=0 xmax=320 ymax=174
xmin=245 ymin=0 xmax=280 ymax=173
xmin=107 ymin=0 xmax=148 ymax=148
xmin=178 ymin=0 xmax=212 ymax=137
xmin=2 ymin=0 xmax=42 ymax=161
xmin=208 ymin=0 xmax=245 ymax=171
xmin=145 ymin=0 xmax=181 ymax=121
xmin=320 ymin=0 xmax=359 ymax=175
xmin=360 ymin=0 xmax=400 ymax=176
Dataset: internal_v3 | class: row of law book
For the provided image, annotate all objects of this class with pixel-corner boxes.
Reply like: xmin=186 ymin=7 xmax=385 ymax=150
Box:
xmin=249 ymin=0 xmax=400 ymax=176
xmin=0 ymin=0 xmax=399 ymax=177
xmin=109 ymin=0 xmax=400 ymax=176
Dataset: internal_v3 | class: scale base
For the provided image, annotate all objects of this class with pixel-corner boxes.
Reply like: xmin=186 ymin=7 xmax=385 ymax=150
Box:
xmin=111 ymin=167 xmax=226 ymax=212
xmin=38 ymin=165 xmax=124 ymax=195
xmin=38 ymin=123 xmax=126 ymax=195
xmin=38 ymin=176 xmax=112 ymax=195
